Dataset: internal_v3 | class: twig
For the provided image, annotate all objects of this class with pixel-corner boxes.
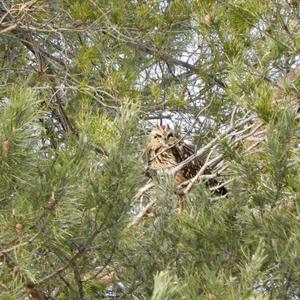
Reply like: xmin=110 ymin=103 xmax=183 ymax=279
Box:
xmin=210 ymin=178 xmax=233 ymax=192
xmin=72 ymin=262 xmax=85 ymax=300
xmin=230 ymin=106 xmax=238 ymax=127
xmin=177 ymin=120 xmax=266 ymax=192
xmin=0 ymin=23 xmax=17 ymax=34
xmin=0 ymin=231 xmax=41 ymax=255
xmin=170 ymin=115 xmax=254 ymax=175
xmin=184 ymin=147 xmax=216 ymax=194
xmin=38 ymin=224 xmax=104 ymax=284
xmin=128 ymin=199 xmax=156 ymax=228
xmin=81 ymin=254 xmax=114 ymax=283
xmin=47 ymin=256 xmax=75 ymax=292
xmin=126 ymin=40 xmax=226 ymax=89
xmin=0 ymin=282 xmax=8 ymax=291
xmin=0 ymin=243 xmax=46 ymax=299
xmin=132 ymin=180 xmax=155 ymax=202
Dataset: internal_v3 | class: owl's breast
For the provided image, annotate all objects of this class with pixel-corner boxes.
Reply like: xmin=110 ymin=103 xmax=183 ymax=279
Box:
xmin=148 ymin=147 xmax=177 ymax=170
xmin=148 ymin=147 xmax=187 ymax=187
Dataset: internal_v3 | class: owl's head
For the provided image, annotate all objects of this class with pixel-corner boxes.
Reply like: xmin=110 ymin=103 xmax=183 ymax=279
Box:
xmin=147 ymin=125 xmax=178 ymax=151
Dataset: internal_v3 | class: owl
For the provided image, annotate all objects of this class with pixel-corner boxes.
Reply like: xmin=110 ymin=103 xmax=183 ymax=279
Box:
xmin=145 ymin=125 xmax=227 ymax=199
xmin=145 ymin=125 xmax=200 ymax=188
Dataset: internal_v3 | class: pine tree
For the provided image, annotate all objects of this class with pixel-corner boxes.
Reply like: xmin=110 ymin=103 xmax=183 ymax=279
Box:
xmin=1 ymin=0 xmax=300 ymax=299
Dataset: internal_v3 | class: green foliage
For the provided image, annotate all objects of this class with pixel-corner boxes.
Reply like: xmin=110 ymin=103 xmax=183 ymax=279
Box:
xmin=0 ymin=84 xmax=40 ymax=199
xmin=76 ymin=45 xmax=98 ymax=74
xmin=70 ymin=1 xmax=97 ymax=22
xmin=1 ymin=0 xmax=300 ymax=299
xmin=150 ymin=270 xmax=180 ymax=300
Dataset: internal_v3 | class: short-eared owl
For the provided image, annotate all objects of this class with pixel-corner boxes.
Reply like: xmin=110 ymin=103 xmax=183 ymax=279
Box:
xmin=145 ymin=125 xmax=227 ymax=195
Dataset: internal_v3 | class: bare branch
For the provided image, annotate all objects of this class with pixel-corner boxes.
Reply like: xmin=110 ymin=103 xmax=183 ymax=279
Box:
xmin=127 ymin=40 xmax=227 ymax=89
xmin=128 ymin=199 xmax=156 ymax=228
xmin=0 ymin=23 xmax=17 ymax=34
xmin=170 ymin=115 xmax=255 ymax=175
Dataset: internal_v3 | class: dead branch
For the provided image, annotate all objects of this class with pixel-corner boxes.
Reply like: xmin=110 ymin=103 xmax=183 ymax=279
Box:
xmin=184 ymin=148 xmax=216 ymax=194
xmin=127 ymin=199 xmax=156 ymax=228
xmin=170 ymin=115 xmax=255 ymax=176
xmin=0 ymin=23 xmax=17 ymax=34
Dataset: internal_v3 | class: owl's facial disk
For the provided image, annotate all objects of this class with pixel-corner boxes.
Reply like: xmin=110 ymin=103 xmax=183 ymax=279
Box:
xmin=149 ymin=127 xmax=176 ymax=149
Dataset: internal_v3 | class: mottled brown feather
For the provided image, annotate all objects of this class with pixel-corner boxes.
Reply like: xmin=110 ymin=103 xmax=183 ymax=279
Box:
xmin=146 ymin=126 xmax=227 ymax=195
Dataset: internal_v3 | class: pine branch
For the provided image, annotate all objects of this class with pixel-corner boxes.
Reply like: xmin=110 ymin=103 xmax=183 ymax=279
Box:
xmin=127 ymin=41 xmax=226 ymax=89
xmin=38 ymin=224 xmax=105 ymax=285
xmin=1 ymin=4 xmax=111 ymax=156
xmin=0 ymin=244 xmax=46 ymax=300
xmin=72 ymin=262 xmax=85 ymax=300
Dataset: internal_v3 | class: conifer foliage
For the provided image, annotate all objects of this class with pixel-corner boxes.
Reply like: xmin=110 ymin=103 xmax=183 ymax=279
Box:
xmin=1 ymin=0 xmax=300 ymax=299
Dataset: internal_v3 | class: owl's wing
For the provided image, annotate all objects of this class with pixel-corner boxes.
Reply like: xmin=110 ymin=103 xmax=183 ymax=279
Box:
xmin=172 ymin=142 xmax=227 ymax=195
xmin=171 ymin=142 xmax=203 ymax=179
xmin=181 ymin=143 xmax=203 ymax=179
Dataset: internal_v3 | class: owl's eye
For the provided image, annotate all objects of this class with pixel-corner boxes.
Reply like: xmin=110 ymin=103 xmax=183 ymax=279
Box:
xmin=154 ymin=134 xmax=162 ymax=139
xmin=167 ymin=133 xmax=174 ymax=138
